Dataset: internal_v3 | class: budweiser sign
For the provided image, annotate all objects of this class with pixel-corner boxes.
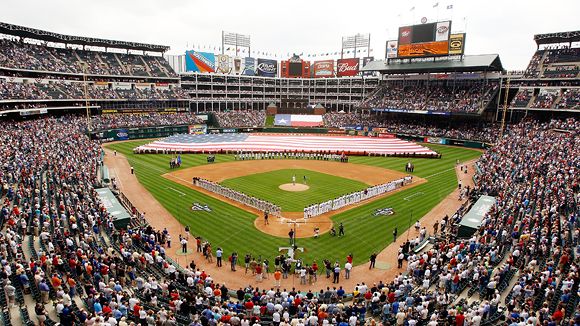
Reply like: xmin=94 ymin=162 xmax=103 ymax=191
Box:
xmin=336 ymin=58 xmax=359 ymax=77
xmin=257 ymin=62 xmax=276 ymax=72
xmin=256 ymin=58 xmax=277 ymax=77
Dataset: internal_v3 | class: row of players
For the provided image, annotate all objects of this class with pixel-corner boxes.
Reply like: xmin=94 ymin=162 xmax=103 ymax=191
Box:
xmin=234 ymin=152 xmax=348 ymax=163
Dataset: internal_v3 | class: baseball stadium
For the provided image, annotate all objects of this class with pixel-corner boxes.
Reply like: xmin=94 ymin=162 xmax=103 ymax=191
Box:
xmin=0 ymin=1 xmax=579 ymax=326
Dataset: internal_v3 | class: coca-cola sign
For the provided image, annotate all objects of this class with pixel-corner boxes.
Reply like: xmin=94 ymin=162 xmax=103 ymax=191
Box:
xmin=336 ymin=58 xmax=359 ymax=77
xmin=256 ymin=58 xmax=277 ymax=77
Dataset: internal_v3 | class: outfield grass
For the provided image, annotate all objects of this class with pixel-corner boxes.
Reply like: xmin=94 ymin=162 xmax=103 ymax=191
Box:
xmin=221 ymin=169 xmax=369 ymax=211
xmin=107 ymin=140 xmax=481 ymax=266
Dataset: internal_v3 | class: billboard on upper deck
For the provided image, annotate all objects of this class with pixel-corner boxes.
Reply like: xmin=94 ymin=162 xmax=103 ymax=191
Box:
xmin=185 ymin=50 xmax=216 ymax=73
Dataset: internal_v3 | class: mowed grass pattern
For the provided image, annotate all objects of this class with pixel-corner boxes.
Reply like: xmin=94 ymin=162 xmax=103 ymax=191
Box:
xmin=221 ymin=169 xmax=369 ymax=211
xmin=107 ymin=141 xmax=481 ymax=266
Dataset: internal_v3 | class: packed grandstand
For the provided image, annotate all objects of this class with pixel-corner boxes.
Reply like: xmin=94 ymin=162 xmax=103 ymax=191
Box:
xmin=0 ymin=17 xmax=578 ymax=326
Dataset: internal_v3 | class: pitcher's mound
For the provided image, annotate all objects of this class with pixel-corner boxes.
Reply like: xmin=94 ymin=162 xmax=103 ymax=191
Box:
xmin=279 ymin=183 xmax=310 ymax=192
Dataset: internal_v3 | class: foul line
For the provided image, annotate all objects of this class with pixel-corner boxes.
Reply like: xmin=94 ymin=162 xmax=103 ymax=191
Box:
xmin=166 ymin=187 xmax=186 ymax=197
xmin=423 ymin=167 xmax=456 ymax=179
xmin=403 ymin=192 xmax=424 ymax=201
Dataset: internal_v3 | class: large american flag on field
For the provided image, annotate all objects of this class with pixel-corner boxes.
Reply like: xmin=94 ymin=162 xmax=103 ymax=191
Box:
xmin=136 ymin=133 xmax=438 ymax=155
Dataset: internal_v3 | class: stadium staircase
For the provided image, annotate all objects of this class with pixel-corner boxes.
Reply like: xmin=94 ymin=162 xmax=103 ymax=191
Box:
xmin=112 ymin=53 xmax=128 ymax=75
xmin=552 ymin=93 xmax=565 ymax=109
xmin=139 ymin=56 xmax=153 ymax=76
xmin=527 ymin=93 xmax=538 ymax=109
xmin=536 ymin=50 xmax=551 ymax=77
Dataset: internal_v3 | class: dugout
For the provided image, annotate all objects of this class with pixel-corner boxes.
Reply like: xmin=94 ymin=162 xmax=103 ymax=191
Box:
xmin=457 ymin=195 xmax=496 ymax=238
xmin=95 ymin=187 xmax=132 ymax=229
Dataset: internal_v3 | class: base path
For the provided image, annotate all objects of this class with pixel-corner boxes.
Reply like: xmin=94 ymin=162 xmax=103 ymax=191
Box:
xmin=104 ymin=147 xmax=477 ymax=292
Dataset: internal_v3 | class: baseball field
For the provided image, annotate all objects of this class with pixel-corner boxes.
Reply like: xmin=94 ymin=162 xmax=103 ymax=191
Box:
xmin=107 ymin=140 xmax=481 ymax=266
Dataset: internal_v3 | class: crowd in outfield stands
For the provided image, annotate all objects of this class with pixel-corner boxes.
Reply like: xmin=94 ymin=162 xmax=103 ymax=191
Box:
xmin=523 ymin=46 xmax=580 ymax=79
xmin=0 ymin=39 xmax=177 ymax=78
xmin=557 ymin=89 xmax=580 ymax=110
xmin=323 ymin=112 xmax=499 ymax=143
xmin=510 ymin=88 xmax=580 ymax=110
xmin=89 ymin=113 xmax=205 ymax=131
xmin=215 ymin=110 xmax=266 ymax=128
xmin=0 ymin=79 xmax=189 ymax=105
xmin=358 ymin=82 xmax=499 ymax=113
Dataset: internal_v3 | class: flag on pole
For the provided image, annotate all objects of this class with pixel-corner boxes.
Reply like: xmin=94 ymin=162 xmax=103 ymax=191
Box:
xmin=447 ymin=4 xmax=453 ymax=9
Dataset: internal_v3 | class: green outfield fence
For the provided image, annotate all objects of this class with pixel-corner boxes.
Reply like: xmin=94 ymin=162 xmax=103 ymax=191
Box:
xmin=91 ymin=125 xmax=492 ymax=150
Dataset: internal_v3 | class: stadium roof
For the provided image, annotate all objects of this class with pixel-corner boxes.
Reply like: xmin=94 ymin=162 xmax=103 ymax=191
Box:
xmin=0 ymin=22 xmax=170 ymax=52
xmin=534 ymin=30 xmax=580 ymax=46
xmin=361 ymin=54 xmax=504 ymax=74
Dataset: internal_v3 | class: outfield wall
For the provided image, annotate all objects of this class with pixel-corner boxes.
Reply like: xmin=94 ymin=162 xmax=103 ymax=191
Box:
xmin=92 ymin=125 xmax=491 ymax=149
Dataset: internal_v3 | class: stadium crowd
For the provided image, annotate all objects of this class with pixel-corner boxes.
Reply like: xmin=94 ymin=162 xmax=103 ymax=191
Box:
xmin=89 ymin=113 xmax=205 ymax=131
xmin=214 ymin=110 xmax=266 ymax=128
xmin=323 ymin=112 xmax=499 ymax=143
xmin=0 ymin=79 xmax=190 ymax=105
xmin=523 ymin=46 xmax=580 ymax=79
xmin=0 ymin=113 xmax=577 ymax=326
xmin=358 ymin=82 xmax=499 ymax=114
xmin=0 ymin=39 xmax=177 ymax=78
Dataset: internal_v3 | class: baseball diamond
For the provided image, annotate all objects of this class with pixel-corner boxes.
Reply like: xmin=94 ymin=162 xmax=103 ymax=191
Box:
xmin=107 ymin=140 xmax=481 ymax=266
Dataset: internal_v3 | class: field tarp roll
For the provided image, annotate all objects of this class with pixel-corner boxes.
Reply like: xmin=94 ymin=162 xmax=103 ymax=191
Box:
xmin=96 ymin=187 xmax=132 ymax=229
xmin=457 ymin=195 xmax=496 ymax=238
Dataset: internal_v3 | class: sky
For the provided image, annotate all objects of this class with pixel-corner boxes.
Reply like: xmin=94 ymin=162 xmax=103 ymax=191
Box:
xmin=1 ymin=0 xmax=579 ymax=70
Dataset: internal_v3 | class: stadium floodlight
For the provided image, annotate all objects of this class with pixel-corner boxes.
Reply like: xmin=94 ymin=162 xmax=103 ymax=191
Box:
xmin=341 ymin=33 xmax=370 ymax=59
xmin=222 ymin=31 xmax=251 ymax=55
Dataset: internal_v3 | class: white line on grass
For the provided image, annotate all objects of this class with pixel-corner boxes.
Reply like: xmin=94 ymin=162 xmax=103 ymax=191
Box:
xmin=403 ymin=192 xmax=424 ymax=201
xmin=422 ymin=167 xmax=456 ymax=179
xmin=166 ymin=187 xmax=186 ymax=196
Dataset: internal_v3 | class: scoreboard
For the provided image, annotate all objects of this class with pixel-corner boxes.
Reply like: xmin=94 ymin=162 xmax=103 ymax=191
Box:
xmin=396 ymin=21 xmax=460 ymax=58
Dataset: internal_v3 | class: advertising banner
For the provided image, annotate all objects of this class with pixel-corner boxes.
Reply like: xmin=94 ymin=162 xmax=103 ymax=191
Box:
xmin=216 ymin=54 xmax=232 ymax=74
xmin=312 ymin=60 xmax=334 ymax=78
xmin=233 ymin=57 xmax=243 ymax=75
xmin=426 ymin=137 xmax=444 ymax=144
xmin=362 ymin=56 xmax=374 ymax=67
xmin=362 ymin=57 xmax=374 ymax=76
xmin=398 ymin=41 xmax=448 ymax=57
xmin=243 ymin=57 xmax=256 ymax=76
xmin=336 ymin=58 xmax=360 ymax=77
xmin=114 ymin=129 xmax=129 ymax=141
xmin=398 ymin=26 xmax=412 ymax=44
xmin=256 ymin=58 xmax=278 ymax=77
xmin=435 ymin=21 xmax=451 ymax=41
xmin=386 ymin=40 xmax=398 ymax=59
xmin=448 ymin=33 xmax=466 ymax=55
xmin=113 ymin=82 xmax=132 ymax=90
xmin=185 ymin=50 xmax=216 ymax=73
xmin=188 ymin=124 xmax=207 ymax=135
